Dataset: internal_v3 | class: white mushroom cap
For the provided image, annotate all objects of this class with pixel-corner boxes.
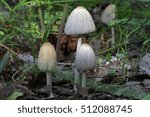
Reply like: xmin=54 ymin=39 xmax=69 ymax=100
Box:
xmin=75 ymin=44 xmax=96 ymax=70
xmin=65 ymin=6 xmax=96 ymax=35
xmin=101 ymin=4 xmax=116 ymax=25
xmin=38 ymin=42 xmax=56 ymax=72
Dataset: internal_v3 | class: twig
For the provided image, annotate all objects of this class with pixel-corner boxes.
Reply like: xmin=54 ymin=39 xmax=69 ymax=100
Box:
xmin=11 ymin=70 xmax=20 ymax=81
xmin=56 ymin=4 xmax=68 ymax=60
xmin=56 ymin=62 xmax=74 ymax=66
xmin=111 ymin=27 xmax=115 ymax=46
xmin=0 ymin=43 xmax=18 ymax=55
xmin=134 ymin=0 xmax=146 ymax=10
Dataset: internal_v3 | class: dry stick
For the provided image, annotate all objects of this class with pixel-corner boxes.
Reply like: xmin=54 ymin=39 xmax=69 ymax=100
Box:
xmin=0 ymin=43 xmax=18 ymax=55
xmin=111 ymin=27 xmax=115 ymax=46
xmin=57 ymin=62 xmax=74 ymax=66
xmin=11 ymin=69 xmax=20 ymax=81
xmin=56 ymin=4 xmax=68 ymax=60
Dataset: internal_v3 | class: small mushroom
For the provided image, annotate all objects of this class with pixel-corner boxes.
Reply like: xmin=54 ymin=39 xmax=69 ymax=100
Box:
xmin=101 ymin=4 xmax=116 ymax=46
xmin=38 ymin=42 xmax=56 ymax=98
xmin=64 ymin=6 xmax=96 ymax=91
xmin=75 ymin=43 xmax=96 ymax=92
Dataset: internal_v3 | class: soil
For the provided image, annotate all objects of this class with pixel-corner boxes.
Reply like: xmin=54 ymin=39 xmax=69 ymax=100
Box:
xmin=0 ymin=79 xmax=131 ymax=100
xmin=26 ymin=76 xmax=132 ymax=100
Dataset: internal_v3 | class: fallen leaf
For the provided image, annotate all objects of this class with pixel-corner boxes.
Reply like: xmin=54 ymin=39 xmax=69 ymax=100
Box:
xmin=7 ymin=91 xmax=23 ymax=100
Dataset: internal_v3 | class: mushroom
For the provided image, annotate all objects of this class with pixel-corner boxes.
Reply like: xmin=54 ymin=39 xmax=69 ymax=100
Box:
xmin=101 ymin=4 xmax=116 ymax=46
xmin=75 ymin=41 xmax=96 ymax=91
xmin=64 ymin=6 xmax=96 ymax=35
xmin=64 ymin=6 xmax=96 ymax=91
xmin=38 ymin=42 xmax=56 ymax=98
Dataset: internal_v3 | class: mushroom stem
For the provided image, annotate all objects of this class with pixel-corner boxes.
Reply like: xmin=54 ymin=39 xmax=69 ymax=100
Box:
xmin=77 ymin=38 xmax=82 ymax=50
xmin=81 ymin=72 xmax=86 ymax=88
xmin=111 ymin=27 xmax=115 ymax=46
xmin=46 ymin=71 xmax=51 ymax=86
xmin=46 ymin=71 xmax=54 ymax=98
xmin=73 ymin=37 xmax=82 ymax=92
xmin=74 ymin=68 xmax=79 ymax=92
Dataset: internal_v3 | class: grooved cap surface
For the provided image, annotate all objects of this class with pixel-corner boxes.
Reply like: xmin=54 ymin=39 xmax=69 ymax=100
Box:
xmin=65 ymin=6 xmax=96 ymax=35
xmin=75 ymin=44 xmax=96 ymax=70
xmin=38 ymin=42 xmax=56 ymax=72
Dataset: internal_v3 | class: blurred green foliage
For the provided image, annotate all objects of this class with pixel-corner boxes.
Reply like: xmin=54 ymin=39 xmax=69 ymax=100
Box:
xmin=0 ymin=0 xmax=150 ymax=53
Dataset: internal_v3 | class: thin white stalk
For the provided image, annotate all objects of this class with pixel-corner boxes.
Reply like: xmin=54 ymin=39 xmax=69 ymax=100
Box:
xmin=46 ymin=71 xmax=51 ymax=86
xmin=111 ymin=27 xmax=115 ymax=46
xmin=73 ymin=37 xmax=82 ymax=92
xmin=81 ymin=72 xmax=86 ymax=88
xmin=46 ymin=72 xmax=54 ymax=98
xmin=77 ymin=38 xmax=82 ymax=50
xmin=74 ymin=68 xmax=79 ymax=92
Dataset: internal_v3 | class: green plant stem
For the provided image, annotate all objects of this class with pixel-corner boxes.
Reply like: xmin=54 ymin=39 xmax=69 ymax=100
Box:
xmin=38 ymin=7 xmax=45 ymax=38
xmin=25 ymin=0 xmax=94 ymax=5
xmin=1 ymin=0 xmax=16 ymax=14
xmin=0 ymin=51 xmax=10 ymax=74
xmin=56 ymin=4 xmax=68 ymax=60
xmin=97 ymin=41 xmax=127 ymax=55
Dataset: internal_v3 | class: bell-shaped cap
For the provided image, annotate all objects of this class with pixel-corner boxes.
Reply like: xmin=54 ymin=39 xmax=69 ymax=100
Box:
xmin=38 ymin=42 xmax=56 ymax=72
xmin=101 ymin=4 xmax=116 ymax=25
xmin=75 ymin=44 xmax=96 ymax=71
xmin=65 ymin=6 xmax=96 ymax=35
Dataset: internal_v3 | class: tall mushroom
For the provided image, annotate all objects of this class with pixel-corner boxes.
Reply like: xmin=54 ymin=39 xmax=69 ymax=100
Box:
xmin=101 ymin=4 xmax=116 ymax=47
xmin=64 ymin=6 xmax=96 ymax=91
xmin=65 ymin=6 xmax=95 ymax=35
xmin=75 ymin=42 xmax=96 ymax=91
xmin=38 ymin=42 xmax=56 ymax=98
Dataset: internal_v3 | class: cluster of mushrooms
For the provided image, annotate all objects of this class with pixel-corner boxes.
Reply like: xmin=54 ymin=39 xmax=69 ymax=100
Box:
xmin=37 ymin=5 xmax=116 ymax=98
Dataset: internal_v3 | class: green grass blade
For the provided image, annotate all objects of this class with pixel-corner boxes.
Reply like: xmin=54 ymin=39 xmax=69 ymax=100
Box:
xmin=0 ymin=51 xmax=10 ymax=73
xmin=43 ymin=17 xmax=57 ymax=42
xmin=12 ymin=26 xmax=31 ymax=40
xmin=0 ymin=34 xmax=12 ymax=44
xmin=1 ymin=0 xmax=16 ymax=14
xmin=143 ymin=94 xmax=150 ymax=100
xmin=13 ymin=0 xmax=27 ymax=11
xmin=1 ymin=0 xmax=13 ymax=12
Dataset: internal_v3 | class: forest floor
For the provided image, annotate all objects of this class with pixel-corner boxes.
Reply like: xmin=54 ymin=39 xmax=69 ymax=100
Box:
xmin=0 ymin=34 xmax=150 ymax=100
